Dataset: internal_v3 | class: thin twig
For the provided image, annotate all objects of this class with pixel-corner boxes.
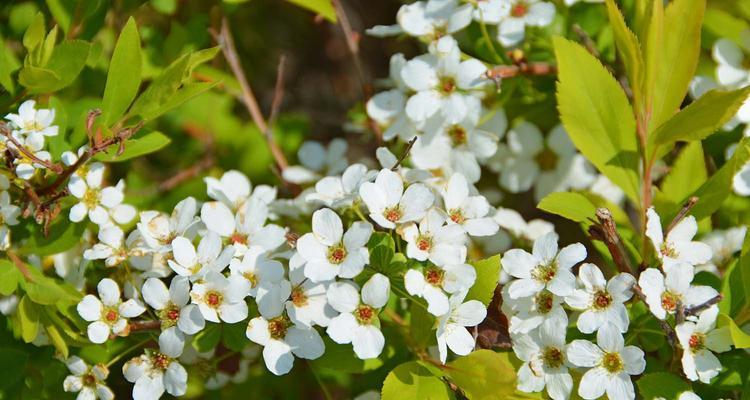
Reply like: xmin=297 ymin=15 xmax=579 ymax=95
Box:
xmin=331 ymin=0 xmax=367 ymax=96
xmin=128 ymin=320 xmax=161 ymax=332
xmin=684 ymin=294 xmax=723 ymax=318
xmin=0 ymin=124 xmax=63 ymax=174
xmin=485 ymin=63 xmax=557 ymax=79
xmin=6 ymin=250 xmax=33 ymax=282
xmin=665 ymin=197 xmax=699 ymax=236
xmin=588 ymin=208 xmax=634 ymax=275
xmin=391 ymin=136 xmax=417 ymax=171
xmin=213 ymin=19 xmax=289 ymax=171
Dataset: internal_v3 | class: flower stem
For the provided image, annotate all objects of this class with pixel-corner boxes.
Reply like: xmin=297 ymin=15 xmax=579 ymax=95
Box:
xmin=105 ymin=338 xmax=151 ymax=368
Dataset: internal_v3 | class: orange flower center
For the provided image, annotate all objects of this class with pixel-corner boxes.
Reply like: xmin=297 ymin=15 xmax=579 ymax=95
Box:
xmin=511 ymin=2 xmax=528 ymax=17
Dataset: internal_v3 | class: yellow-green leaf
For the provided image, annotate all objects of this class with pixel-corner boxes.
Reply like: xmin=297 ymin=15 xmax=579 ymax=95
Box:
xmin=718 ymin=314 xmax=750 ymax=348
xmin=538 ymin=191 xmax=598 ymax=223
xmin=467 ymin=255 xmax=501 ymax=306
xmin=382 ymin=361 xmax=453 ymax=400
xmin=101 ymin=17 xmax=142 ymax=126
xmin=285 ymin=0 xmax=336 ymax=23
xmin=605 ymin=0 xmax=644 ymax=108
xmin=446 ymin=350 xmax=517 ymax=400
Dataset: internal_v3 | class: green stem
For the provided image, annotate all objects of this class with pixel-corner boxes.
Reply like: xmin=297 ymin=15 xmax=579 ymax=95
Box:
xmin=308 ymin=362 xmax=333 ymax=400
xmin=105 ymin=338 xmax=152 ymax=368
xmin=478 ymin=17 xmax=506 ymax=64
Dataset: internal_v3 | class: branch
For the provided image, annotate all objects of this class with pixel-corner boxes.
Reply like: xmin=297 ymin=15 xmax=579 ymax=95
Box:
xmin=391 ymin=136 xmax=417 ymax=171
xmin=588 ymin=208 xmax=634 ymax=275
xmin=485 ymin=62 xmax=557 ymax=80
xmin=213 ymin=19 xmax=289 ymax=171
xmin=665 ymin=196 xmax=699 ymax=236
xmin=128 ymin=320 xmax=161 ymax=332
xmin=0 ymin=123 xmax=63 ymax=174
xmin=331 ymin=0 xmax=367 ymax=96
xmin=631 ymin=284 xmax=678 ymax=348
xmin=684 ymin=294 xmax=723 ymax=318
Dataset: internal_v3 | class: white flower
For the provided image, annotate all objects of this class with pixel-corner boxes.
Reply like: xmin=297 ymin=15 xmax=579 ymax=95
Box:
xmin=69 ymin=164 xmax=135 ymax=226
xmin=77 ymin=278 xmax=146 ymax=343
xmin=473 ymin=0 xmax=511 ymax=24
xmin=366 ymin=54 xmax=419 ymax=142
xmin=246 ymin=310 xmax=325 ymax=376
xmin=282 ymin=139 xmax=349 ymax=184
xmin=697 ymin=226 xmax=746 ymax=274
xmin=436 ymin=290 xmax=486 ymax=363
xmin=504 ymin=287 xmax=567 ymax=334
xmin=402 ymin=209 xmax=467 ymax=266
xmin=442 ymin=173 xmax=498 ymax=236
xmin=190 ymin=271 xmax=249 ymax=323
xmin=395 ymin=0 xmax=472 ymax=40
xmin=491 ymin=122 xmax=595 ymax=201
xmin=359 ymin=168 xmax=435 ymax=229
xmin=306 ymin=163 xmax=374 ymax=208
xmin=497 ymin=0 xmax=555 ymax=47
xmin=326 ymin=274 xmax=390 ymax=359
xmin=589 ymin=175 xmax=626 ymax=206
xmin=676 ymin=306 xmax=733 ymax=383
xmin=205 ymin=169 xmax=276 ymax=212
xmin=401 ymin=36 xmax=488 ymax=125
xmin=639 ymin=263 xmax=719 ymax=320
xmin=297 ymin=208 xmax=372 ymax=282
xmin=4 ymin=100 xmax=58 ymax=139
xmin=83 ymin=226 xmax=138 ymax=267
xmin=511 ymin=319 xmax=572 ymax=400
xmin=167 ymin=233 xmax=234 ymax=280
xmin=494 ymin=207 xmax=555 ymax=243
xmin=502 ymin=232 xmax=586 ymax=299
xmin=142 ymin=276 xmax=206 ymax=358
xmin=565 ymin=263 xmax=635 ymax=333
xmin=63 ymin=356 xmax=114 ymax=400
xmin=8 ymin=134 xmax=52 ymax=180
xmin=0 ymin=191 xmax=20 ymax=250
xmin=286 ymin=252 xmax=336 ymax=328
xmin=137 ymin=197 xmax=202 ymax=252
xmin=646 ymin=207 xmax=713 ymax=268
xmin=567 ymin=323 xmax=646 ymax=400
xmin=228 ymin=245 xmax=289 ymax=317
xmin=123 ymin=350 xmax=187 ymax=400
xmin=405 ymin=263 xmax=476 ymax=316
xmin=200 ymin=198 xmax=286 ymax=256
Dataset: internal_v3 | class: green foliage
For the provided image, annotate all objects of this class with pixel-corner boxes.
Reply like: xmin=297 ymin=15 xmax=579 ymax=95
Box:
xmin=19 ymin=216 xmax=86 ymax=256
xmin=381 ymin=361 xmax=454 ymax=400
xmin=101 ymin=17 xmax=142 ymax=126
xmin=605 ymin=0 xmax=644 ymax=104
xmin=659 ymin=142 xmax=707 ymax=203
xmin=0 ymin=260 xmax=22 ymax=296
xmin=537 ymin=191 xmax=598 ymax=223
xmin=285 ymin=0 xmax=336 ymax=22
xmin=466 ymin=255 xmax=501 ymax=306
xmin=93 ymin=131 xmax=171 ymax=162
xmin=554 ymin=36 xmax=640 ymax=202
xmin=445 ymin=350 xmax=517 ymax=400
xmin=718 ymin=314 xmax=750 ymax=348
xmin=193 ymin=323 xmax=222 ymax=352
xmin=636 ymin=372 xmax=691 ymax=400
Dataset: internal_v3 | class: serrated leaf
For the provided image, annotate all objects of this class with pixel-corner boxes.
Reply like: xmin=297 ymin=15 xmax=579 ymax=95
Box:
xmin=446 ymin=350 xmax=516 ymax=400
xmin=101 ymin=17 xmax=141 ymax=126
xmin=636 ymin=372 xmax=690 ymax=399
xmin=22 ymin=13 xmax=46 ymax=51
xmin=650 ymin=87 xmax=750 ymax=151
xmin=381 ymin=361 xmax=453 ymax=400
xmin=605 ymin=0 xmax=643 ymax=105
xmin=718 ymin=314 xmax=750 ymax=349
xmin=128 ymin=53 xmax=190 ymax=120
xmin=537 ymin=191 xmax=598 ymax=223
xmin=93 ymin=131 xmax=171 ymax=162
xmin=554 ymin=36 xmax=640 ymax=203
xmin=467 ymin=254 xmax=501 ymax=306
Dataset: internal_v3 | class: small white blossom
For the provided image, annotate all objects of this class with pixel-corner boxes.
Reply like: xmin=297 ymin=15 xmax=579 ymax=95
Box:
xmin=282 ymin=139 xmax=349 ymax=184
xmin=511 ymin=319 xmax=572 ymax=400
xmin=436 ymin=290 xmax=486 ymax=363
xmin=285 ymin=252 xmax=336 ymax=328
xmin=638 ymin=263 xmax=719 ymax=320
xmin=77 ymin=278 xmax=146 ymax=343
xmin=167 ymin=233 xmax=234 ymax=280
xmin=0 ymin=190 xmax=21 ymax=250
xmin=402 ymin=209 xmax=467 ymax=266
xmin=676 ymin=306 xmax=732 ymax=383
xmin=123 ymin=350 xmax=187 ymax=400
xmin=142 ymin=276 xmax=205 ymax=358
xmin=306 ymin=163 xmax=374 ymax=208
xmin=504 ymin=287 xmax=567 ymax=334
xmin=442 ymin=173 xmax=498 ymax=236
xmin=497 ymin=0 xmax=555 ymax=47
xmin=359 ymin=168 xmax=435 ymax=229
xmin=190 ymin=272 xmax=249 ymax=323
xmin=4 ymin=100 xmax=58 ymax=141
xmin=565 ymin=263 xmax=635 ymax=333
xmin=246 ymin=311 xmax=325 ymax=376
xmin=405 ymin=263 xmax=476 ymax=316
xmin=200 ymin=198 xmax=286 ymax=256
xmin=137 ymin=197 xmax=201 ymax=252
xmin=646 ymin=207 xmax=712 ymax=268
xmin=63 ymin=356 xmax=114 ymax=400
xmin=69 ymin=163 xmax=135 ymax=226
xmin=697 ymin=226 xmax=746 ymax=274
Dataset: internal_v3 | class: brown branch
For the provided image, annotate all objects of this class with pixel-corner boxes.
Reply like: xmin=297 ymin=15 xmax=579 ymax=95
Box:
xmin=665 ymin=196 xmax=699 ymax=236
xmin=213 ymin=19 xmax=289 ymax=171
xmin=331 ymin=0 xmax=367 ymax=97
xmin=485 ymin=63 xmax=557 ymax=80
xmin=0 ymin=123 xmax=63 ymax=174
xmin=6 ymin=250 xmax=33 ymax=281
xmin=391 ymin=136 xmax=417 ymax=171
xmin=588 ymin=208 xmax=634 ymax=275
xmin=684 ymin=294 xmax=723 ymax=318
xmin=128 ymin=320 xmax=161 ymax=333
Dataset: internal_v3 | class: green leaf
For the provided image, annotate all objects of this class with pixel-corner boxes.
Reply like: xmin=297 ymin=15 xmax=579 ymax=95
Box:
xmin=0 ymin=348 xmax=28 ymax=390
xmin=143 ymin=81 xmax=219 ymax=120
xmin=18 ymin=295 xmax=40 ymax=343
xmin=101 ymin=17 xmax=142 ymax=126
xmin=312 ymin=336 xmax=383 ymax=373
xmin=44 ymin=320 xmax=69 ymax=358
xmin=537 ymin=191 xmax=598 ymax=223
xmin=646 ymin=0 xmax=705 ymax=132
xmin=17 ymin=66 xmax=59 ymax=90
xmin=554 ymin=36 xmax=640 ymax=203
xmin=284 ymin=0 xmax=336 ymax=23
xmin=23 ymin=13 xmax=46 ymax=52
xmin=605 ymin=0 xmax=643 ymax=104
xmin=446 ymin=350 xmax=517 ymax=400
xmin=0 ymin=260 xmax=21 ymax=296
xmin=659 ymin=142 xmax=706 ymax=203
xmin=721 ymin=234 xmax=750 ymax=316
xmin=636 ymin=372 xmax=691 ymax=399
xmin=0 ymin=36 xmax=20 ymax=94
xmin=128 ymin=53 xmax=190 ymax=120
xmin=718 ymin=314 xmax=750 ymax=349
xmin=466 ymin=255 xmax=501 ymax=306
xmin=20 ymin=215 xmax=86 ymax=256
xmin=410 ymin=302 xmax=435 ymax=349
xmin=92 ymin=131 xmax=171 ymax=162
xmin=193 ymin=323 xmax=221 ymax=352
xmin=381 ymin=361 xmax=454 ymax=400
xmin=650 ymin=87 xmax=750 ymax=150
xmin=34 ymin=39 xmax=90 ymax=92
xmin=222 ymin=322 xmax=247 ymax=352
xmin=24 ymin=277 xmax=80 ymax=305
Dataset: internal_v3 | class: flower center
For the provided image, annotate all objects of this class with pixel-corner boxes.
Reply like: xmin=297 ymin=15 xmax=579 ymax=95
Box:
xmin=439 ymin=77 xmax=456 ymax=95
xmin=601 ymin=352 xmax=624 ymax=374
xmin=231 ymin=232 xmax=248 ymax=246
xmin=532 ymin=262 xmax=557 ymax=283
xmin=592 ymin=290 xmax=612 ymax=310
xmin=660 ymin=291 xmax=681 ymax=313
xmin=355 ymin=305 xmax=376 ymax=324
xmin=542 ymin=346 xmax=564 ymax=369
xmin=206 ymin=291 xmax=223 ymax=308
xmin=688 ymin=333 xmax=705 ymax=352
xmin=416 ymin=234 xmax=433 ymax=252
xmin=82 ymin=373 xmax=97 ymax=387
xmin=291 ymin=287 xmax=308 ymax=307
xmin=327 ymin=245 xmax=347 ymax=264
xmin=447 ymin=125 xmax=468 ymax=146
xmin=660 ymin=243 xmax=678 ymax=258
xmin=534 ymin=291 xmax=554 ymax=314
xmin=243 ymin=271 xmax=258 ymax=288
xmin=425 ymin=267 xmax=445 ymax=287
xmin=158 ymin=304 xmax=181 ymax=328
xmin=83 ymin=188 xmax=101 ymax=209
xmin=448 ymin=208 xmax=465 ymax=224
xmin=151 ymin=352 xmax=171 ymax=371
xmin=534 ymin=148 xmax=558 ymax=171
xmin=268 ymin=316 xmax=291 ymax=340
xmin=510 ymin=2 xmax=528 ymax=17
xmin=102 ymin=307 xmax=119 ymax=323
xmin=383 ymin=206 xmax=402 ymax=223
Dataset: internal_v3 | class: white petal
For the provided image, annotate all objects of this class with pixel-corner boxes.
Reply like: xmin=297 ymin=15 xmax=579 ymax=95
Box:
xmin=352 ymin=325 xmax=385 ymax=359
